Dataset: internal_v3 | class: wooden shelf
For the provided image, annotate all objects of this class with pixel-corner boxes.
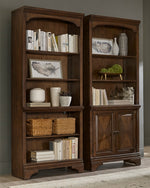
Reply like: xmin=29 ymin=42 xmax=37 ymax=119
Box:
xmin=92 ymin=54 xmax=136 ymax=59
xmin=26 ymin=133 xmax=80 ymax=140
xmin=92 ymin=80 xmax=136 ymax=83
xmin=24 ymin=106 xmax=84 ymax=112
xmin=26 ymin=78 xmax=80 ymax=82
xmin=25 ymin=158 xmax=82 ymax=166
xmin=12 ymin=6 xmax=84 ymax=179
xmin=27 ymin=50 xmax=79 ymax=56
xmin=90 ymin=104 xmax=140 ymax=110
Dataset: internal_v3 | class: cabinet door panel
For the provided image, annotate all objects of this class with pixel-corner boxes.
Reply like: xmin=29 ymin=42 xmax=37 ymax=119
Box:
xmin=116 ymin=111 xmax=136 ymax=153
xmin=93 ymin=112 xmax=115 ymax=156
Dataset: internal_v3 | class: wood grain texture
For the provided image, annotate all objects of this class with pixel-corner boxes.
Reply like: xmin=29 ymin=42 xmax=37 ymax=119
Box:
xmin=11 ymin=6 xmax=84 ymax=179
xmin=83 ymin=15 xmax=140 ymax=171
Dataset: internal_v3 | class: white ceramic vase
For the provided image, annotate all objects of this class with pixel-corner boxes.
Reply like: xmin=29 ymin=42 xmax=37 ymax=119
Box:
xmin=30 ymin=88 xmax=45 ymax=103
xmin=112 ymin=37 xmax=119 ymax=55
xmin=119 ymin=33 xmax=128 ymax=56
xmin=59 ymin=96 xmax=72 ymax=107
xmin=50 ymin=87 xmax=61 ymax=107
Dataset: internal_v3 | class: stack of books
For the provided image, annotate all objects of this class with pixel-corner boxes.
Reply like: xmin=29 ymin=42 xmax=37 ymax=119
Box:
xmin=26 ymin=29 xmax=78 ymax=53
xmin=31 ymin=150 xmax=55 ymax=162
xmin=49 ymin=137 xmax=78 ymax=160
xmin=108 ymin=99 xmax=134 ymax=105
xmin=27 ymin=102 xmax=51 ymax=107
xmin=92 ymin=87 xmax=108 ymax=105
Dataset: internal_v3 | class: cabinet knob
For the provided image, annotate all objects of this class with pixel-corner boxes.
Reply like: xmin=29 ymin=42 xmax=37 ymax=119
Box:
xmin=113 ymin=130 xmax=120 ymax=134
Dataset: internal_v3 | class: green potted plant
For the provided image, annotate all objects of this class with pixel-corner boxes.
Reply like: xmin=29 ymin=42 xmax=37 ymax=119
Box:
xmin=59 ymin=91 xmax=72 ymax=107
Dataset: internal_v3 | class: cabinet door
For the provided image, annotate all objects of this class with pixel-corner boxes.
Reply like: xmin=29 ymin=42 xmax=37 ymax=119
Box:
xmin=93 ymin=111 xmax=115 ymax=156
xmin=116 ymin=110 xmax=136 ymax=153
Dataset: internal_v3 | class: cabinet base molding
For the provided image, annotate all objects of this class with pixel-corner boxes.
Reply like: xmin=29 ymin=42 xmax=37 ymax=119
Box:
xmin=124 ymin=157 xmax=141 ymax=166
xmin=20 ymin=160 xmax=84 ymax=179
xmin=84 ymin=153 xmax=141 ymax=171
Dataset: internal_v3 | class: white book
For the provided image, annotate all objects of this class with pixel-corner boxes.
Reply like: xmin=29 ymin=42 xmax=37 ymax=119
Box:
xmin=51 ymin=33 xmax=59 ymax=52
xmin=31 ymin=150 xmax=54 ymax=157
xmin=33 ymin=31 xmax=38 ymax=50
xmin=27 ymin=102 xmax=51 ymax=107
xmin=26 ymin=30 xmax=34 ymax=50
xmin=69 ymin=34 xmax=74 ymax=53
xmin=95 ymin=89 xmax=100 ymax=105
xmin=36 ymin=29 xmax=41 ymax=50
xmin=31 ymin=156 xmax=54 ymax=162
xmin=68 ymin=137 xmax=76 ymax=159
xmin=58 ymin=34 xmax=69 ymax=52
xmin=31 ymin=153 xmax=54 ymax=160
xmin=103 ymin=89 xmax=108 ymax=105
xmin=40 ymin=31 xmax=44 ymax=51
xmin=92 ymin=87 xmax=96 ymax=106
xmin=62 ymin=139 xmax=66 ymax=160
xmin=47 ymin=32 xmax=52 ymax=51
xmin=42 ymin=31 xmax=46 ymax=51
xmin=75 ymin=137 xmax=78 ymax=159
xmin=73 ymin=35 xmax=78 ymax=53
xmin=54 ymin=140 xmax=58 ymax=160
xmin=100 ymin=89 xmax=104 ymax=105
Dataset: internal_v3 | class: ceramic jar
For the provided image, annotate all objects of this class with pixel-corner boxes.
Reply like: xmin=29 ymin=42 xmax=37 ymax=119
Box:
xmin=30 ymin=88 xmax=45 ymax=103
xmin=50 ymin=87 xmax=61 ymax=107
xmin=118 ymin=33 xmax=128 ymax=56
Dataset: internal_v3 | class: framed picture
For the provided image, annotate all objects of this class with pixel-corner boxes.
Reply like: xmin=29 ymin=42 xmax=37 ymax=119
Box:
xmin=29 ymin=59 xmax=63 ymax=78
xmin=92 ymin=38 xmax=113 ymax=55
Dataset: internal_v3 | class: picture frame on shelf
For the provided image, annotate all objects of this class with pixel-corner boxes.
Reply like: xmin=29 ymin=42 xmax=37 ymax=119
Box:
xmin=29 ymin=59 xmax=63 ymax=78
xmin=92 ymin=38 xmax=113 ymax=55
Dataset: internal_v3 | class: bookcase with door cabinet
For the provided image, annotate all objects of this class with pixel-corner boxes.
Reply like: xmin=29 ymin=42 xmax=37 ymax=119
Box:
xmin=11 ymin=6 xmax=84 ymax=179
xmin=83 ymin=15 xmax=141 ymax=171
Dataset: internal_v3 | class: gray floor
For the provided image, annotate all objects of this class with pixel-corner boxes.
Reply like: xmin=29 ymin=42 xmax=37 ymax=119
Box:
xmin=0 ymin=146 xmax=150 ymax=188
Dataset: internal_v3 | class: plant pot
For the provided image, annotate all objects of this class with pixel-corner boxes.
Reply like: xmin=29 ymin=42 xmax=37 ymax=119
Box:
xmin=59 ymin=96 xmax=72 ymax=107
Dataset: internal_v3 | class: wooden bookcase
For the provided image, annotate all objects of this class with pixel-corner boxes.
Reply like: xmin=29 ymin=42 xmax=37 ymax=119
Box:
xmin=11 ymin=6 xmax=84 ymax=179
xmin=83 ymin=15 xmax=141 ymax=171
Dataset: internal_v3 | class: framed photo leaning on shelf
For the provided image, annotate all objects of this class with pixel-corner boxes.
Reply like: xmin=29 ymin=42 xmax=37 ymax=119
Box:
xmin=29 ymin=59 xmax=63 ymax=78
xmin=92 ymin=38 xmax=113 ymax=55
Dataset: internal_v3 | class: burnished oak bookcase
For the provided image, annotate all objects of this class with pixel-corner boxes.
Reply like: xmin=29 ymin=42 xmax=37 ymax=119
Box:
xmin=83 ymin=15 xmax=141 ymax=171
xmin=11 ymin=6 xmax=84 ymax=179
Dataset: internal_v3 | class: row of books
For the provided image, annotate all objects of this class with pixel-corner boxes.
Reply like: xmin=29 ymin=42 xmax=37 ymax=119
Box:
xmin=92 ymin=87 xmax=108 ymax=105
xmin=108 ymin=99 xmax=134 ymax=105
xmin=31 ymin=137 xmax=78 ymax=162
xmin=26 ymin=29 xmax=78 ymax=53
xmin=49 ymin=137 xmax=78 ymax=160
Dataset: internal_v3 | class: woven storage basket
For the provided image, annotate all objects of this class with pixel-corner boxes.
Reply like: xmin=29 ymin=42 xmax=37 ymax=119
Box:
xmin=26 ymin=119 xmax=52 ymax=136
xmin=53 ymin=118 xmax=75 ymax=135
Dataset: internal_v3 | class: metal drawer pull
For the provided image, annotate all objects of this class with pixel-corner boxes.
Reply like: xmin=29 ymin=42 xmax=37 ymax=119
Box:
xmin=122 ymin=114 xmax=132 ymax=117
xmin=113 ymin=130 xmax=120 ymax=134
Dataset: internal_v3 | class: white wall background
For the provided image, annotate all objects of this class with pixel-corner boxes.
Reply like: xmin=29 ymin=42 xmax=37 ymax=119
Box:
xmin=0 ymin=0 xmax=143 ymax=174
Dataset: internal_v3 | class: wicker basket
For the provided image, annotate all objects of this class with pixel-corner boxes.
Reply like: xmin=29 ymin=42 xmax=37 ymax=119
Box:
xmin=26 ymin=119 xmax=52 ymax=136
xmin=53 ymin=118 xmax=75 ymax=135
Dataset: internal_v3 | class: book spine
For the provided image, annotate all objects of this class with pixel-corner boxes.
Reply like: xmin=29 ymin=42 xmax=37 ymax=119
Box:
xmin=75 ymin=137 xmax=78 ymax=159
xmin=37 ymin=29 xmax=41 ymax=50
xmin=26 ymin=30 xmax=34 ymax=50
xmin=92 ymin=87 xmax=96 ymax=106
xmin=73 ymin=35 xmax=78 ymax=53
xmin=47 ymin=32 xmax=52 ymax=51
xmin=69 ymin=34 xmax=74 ymax=53
xmin=52 ymin=33 xmax=59 ymax=52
